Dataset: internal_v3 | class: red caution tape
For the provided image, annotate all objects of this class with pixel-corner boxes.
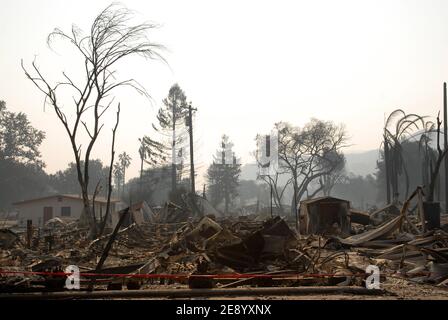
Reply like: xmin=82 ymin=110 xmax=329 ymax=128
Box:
xmin=0 ymin=269 xmax=431 ymax=279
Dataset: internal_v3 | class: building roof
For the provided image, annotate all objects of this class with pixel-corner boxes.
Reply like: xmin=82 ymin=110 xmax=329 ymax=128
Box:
xmin=13 ymin=194 xmax=121 ymax=206
xmin=300 ymin=196 xmax=350 ymax=206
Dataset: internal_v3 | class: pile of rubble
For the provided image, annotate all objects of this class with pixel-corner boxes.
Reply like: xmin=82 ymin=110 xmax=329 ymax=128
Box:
xmin=1 ymin=188 xmax=448 ymax=296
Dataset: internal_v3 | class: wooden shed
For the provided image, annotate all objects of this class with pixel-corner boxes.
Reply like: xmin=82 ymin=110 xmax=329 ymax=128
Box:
xmin=298 ymin=196 xmax=351 ymax=235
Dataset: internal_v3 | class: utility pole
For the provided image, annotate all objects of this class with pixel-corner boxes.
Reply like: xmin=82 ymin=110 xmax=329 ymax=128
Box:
xmin=187 ymin=103 xmax=197 ymax=194
xmin=444 ymin=82 xmax=447 ymax=211
xmin=265 ymin=134 xmax=273 ymax=218
xmin=270 ymin=183 xmax=273 ymax=218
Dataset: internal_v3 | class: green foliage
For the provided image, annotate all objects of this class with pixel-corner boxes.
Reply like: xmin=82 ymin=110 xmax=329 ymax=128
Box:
xmin=154 ymin=84 xmax=188 ymax=130
xmin=207 ymin=135 xmax=241 ymax=212
xmin=0 ymin=100 xmax=45 ymax=165
xmin=0 ymin=101 xmax=49 ymax=210
xmin=0 ymin=159 xmax=51 ymax=210
xmin=115 ymin=151 xmax=132 ymax=196
xmin=139 ymin=136 xmax=167 ymax=166
xmin=113 ymin=161 xmax=124 ymax=194
xmin=48 ymin=159 xmax=110 ymax=196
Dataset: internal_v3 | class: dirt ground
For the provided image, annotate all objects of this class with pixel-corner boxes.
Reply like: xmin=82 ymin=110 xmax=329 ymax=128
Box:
xmin=105 ymin=277 xmax=448 ymax=300
xmin=212 ymin=279 xmax=448 ymax=300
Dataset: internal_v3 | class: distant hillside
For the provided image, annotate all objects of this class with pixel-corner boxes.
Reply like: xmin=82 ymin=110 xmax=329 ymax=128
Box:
xmin=240 ymin=149 xmax=379 ymax=181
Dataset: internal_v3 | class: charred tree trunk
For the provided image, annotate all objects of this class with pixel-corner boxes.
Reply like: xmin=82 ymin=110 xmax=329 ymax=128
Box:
xmin=444 ymin=82 xmax=448 ymax=211
xmin=99 ymin=104 xmax=120 ymax=237
xmin=384 ymin=136 xmax=391 ymax=204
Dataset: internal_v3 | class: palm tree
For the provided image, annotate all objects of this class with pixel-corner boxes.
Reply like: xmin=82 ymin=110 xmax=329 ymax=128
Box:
xmin=138 ymin=140 xmax=147 ymax=193
xmin=113 ymin=162 xmax=124 ymax=197
xmin=118 ymin=152 xmax=132 ymax=195
xmin=382 ymin=109 xmax=426 ymax=203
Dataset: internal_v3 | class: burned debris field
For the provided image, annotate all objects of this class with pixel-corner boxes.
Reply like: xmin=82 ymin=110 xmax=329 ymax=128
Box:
xmin=2 ymin=1 xmax=448 ymax=303
xmin=2 ymin=193 xmax=448 ymax=300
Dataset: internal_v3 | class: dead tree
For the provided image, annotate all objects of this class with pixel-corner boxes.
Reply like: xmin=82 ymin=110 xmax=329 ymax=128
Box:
xmin=22 ymin=5 xmax=164 ymax=238
xmin=98 ymin=104 xmax=120 ymax=237
xmin=275 ymin=120 xmax=347 ymax=220
xmin=257 ymin=171 xmax=291 ymax=216
xmin=316 ymin=150 xmax=346 ymax=197
xmin=254 ymin=142 xmax=291 ymax=215
xmin=427 ymin=113 xmax=448 ymax=202
xmin=382 ymin=109 xmax=425 ymax=203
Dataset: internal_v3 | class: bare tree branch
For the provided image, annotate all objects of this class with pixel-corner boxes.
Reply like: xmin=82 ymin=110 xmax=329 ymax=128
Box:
xmin=22 ymin=4 xmax=165 ymax=239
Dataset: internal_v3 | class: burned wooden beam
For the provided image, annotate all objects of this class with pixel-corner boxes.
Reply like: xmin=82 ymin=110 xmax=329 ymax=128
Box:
xmin=88 ymin=207 xmax=130 ymax=290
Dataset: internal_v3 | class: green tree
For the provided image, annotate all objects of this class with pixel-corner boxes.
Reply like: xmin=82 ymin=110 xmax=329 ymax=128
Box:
xmin=49 ymin=159 xmax=110 ymax=196
xmin=0 ymin=160 xmax=50 ymax=211
xmin=0 ymin=100 xmax=45 ymax=165
xmin=138 ymin=136 xmax=167 ymax=191
xmin=113 ymin=161 xmax=124 ymax=197
xmin=152 ymin=84 xmax=189 ymax=193
xmin=118 ymin=151 xmax=131 ymax=194
xmin=0 ymin=101 xmax=49 ymax=210
xmin=207 ymin=135 xmax=241 ymax=214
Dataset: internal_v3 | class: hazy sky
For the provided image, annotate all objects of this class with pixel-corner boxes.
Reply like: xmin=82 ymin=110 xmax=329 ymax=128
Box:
xmin=2 ymin=0 xmax=448 ymax=185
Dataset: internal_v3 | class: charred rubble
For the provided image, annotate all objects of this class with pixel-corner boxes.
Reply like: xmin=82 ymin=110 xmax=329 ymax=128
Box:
xmin=1 ymin=188 xmax=448 ymax=297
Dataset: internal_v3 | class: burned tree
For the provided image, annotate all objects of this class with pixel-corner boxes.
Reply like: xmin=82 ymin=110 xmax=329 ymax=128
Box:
xmin=419 ymin=120 xmax=438 ymax=198
xmin=256 ymin=168 xmax=291 ymax=216
xmin=98 ymin=104 xmax=120 ymax=237
xmin=275 ymin=119 xmax=347 ymax=223
xmin=426 ymin=113 xmax=447 ymax=203
xmin=316 ymin=150 xmax=346 ymax=197
xmin=21 ymin=4 xmax=164 ymax=238
xmin=254 ymin=133 xmax=291 ymax=215
xmin=381 ymin=109 xmax=425 ymax=203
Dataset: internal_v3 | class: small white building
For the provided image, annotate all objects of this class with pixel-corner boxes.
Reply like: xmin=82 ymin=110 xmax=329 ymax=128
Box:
xmin=13 ymin=194 xmax=121 ymax=228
